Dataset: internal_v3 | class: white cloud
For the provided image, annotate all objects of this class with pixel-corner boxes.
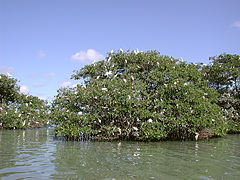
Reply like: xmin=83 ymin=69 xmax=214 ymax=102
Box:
xmin=60 ymin=81 xmax=73 ymax=88
xmin=232 ymin=21 xmax=240 ymax=28
xmin=0 ymin=66 xmax=14 ymax=74
xmin=60 ymin=81 xmax=79 ymax=88
xmin=44 ymin=72 xmax=55 ymax=78
xmin=20 ymin=85 xmax=30 ymax=94
xmin=33 ymin=83 xmax=45 ymax=88
xmin=71 ymin=49 xmax=104 ymax=63
xmin=38 ymin=50 xmax=46 ymax=58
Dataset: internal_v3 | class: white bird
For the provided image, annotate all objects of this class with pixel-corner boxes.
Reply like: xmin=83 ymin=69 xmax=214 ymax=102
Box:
xmin=123 ymin=79 xmax=127 ymax=83
xmin=148 ymin=119 xmax=153 ymax=123
xmin=102 ymin=88 xmax=108 ymax=91
xmin=96 ymin=76 xmax=100 ymax=79
xmin=133 ymin=127 xmax=138 ymax=131
xmin=107 ymin=57 xmax=111 ymax=62
xmin=22 ymin=120 xmax=26 ymax=126
xmin=111 ymin=49 xmax=114 ymax=54
xmin=105 ymin=71 xmax=112 ymax=77
xmin=78 ymin=111 xmax=83 ymax=115
xmin=195 ymin=132 xmax=199 ymax=141
xmin=180 ymin=57 xmax=184 ymax=62
xmin=127 ymin=95 xmax=131 ymax=100
xmin=120 ymin=48 xmax=123 ymax=53
xmin=7 ymin=72 xmax=11 ymax=77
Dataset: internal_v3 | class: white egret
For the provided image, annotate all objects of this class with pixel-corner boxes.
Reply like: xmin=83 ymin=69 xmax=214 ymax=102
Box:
xmin=78 ymin=112 xmax=83 ymax=115
xmin=136 ymin=48 xmax=139 ymax=53
xmin=133 ymin=127 xmax=138 ymax=131
xmin=123 ymin=79 xmax=127 ymax=83
xmin=195 ymin=132 xmax=199 ymax=141
xmin=148 ymin=119 xmax=153 ymax=123
xmin=22 ymin=120 xmax=26 ymax=126
xmin=180 ymin=57 xmax=184 ymax=62
xmin=96 ymin=76 xmax=100 ymax=79
xmin=105 ymin=71 xmax=112 ymax=77
xmin=111 ymin=49 xmax=114 ymax=54
xmin=120 ymin=48 xmax=123 ymax=53
xmin=102 ymin=88 xmax=108 ymax=91
xmin=7 ymin=72 xmax=11 ymax=77
xmin=107 ymin=57 xmax=111 ymax=62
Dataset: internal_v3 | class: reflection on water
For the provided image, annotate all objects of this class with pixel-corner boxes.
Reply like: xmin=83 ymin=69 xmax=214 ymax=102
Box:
xmin=0 ymin=128 xmax=239 ymax=180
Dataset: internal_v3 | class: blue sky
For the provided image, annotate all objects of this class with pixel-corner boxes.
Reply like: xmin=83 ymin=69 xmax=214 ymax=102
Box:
xmin=1 ymin=0 xmax=240 ymax=101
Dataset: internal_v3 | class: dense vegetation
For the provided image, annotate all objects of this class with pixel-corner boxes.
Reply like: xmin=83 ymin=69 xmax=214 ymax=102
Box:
xmin=51 ymin=51 xmax=239 ymax=141
xmin=1 ymin=51 xmax=239 ymax=141
xmin=0 ymin=74 xmax=50 ymax=129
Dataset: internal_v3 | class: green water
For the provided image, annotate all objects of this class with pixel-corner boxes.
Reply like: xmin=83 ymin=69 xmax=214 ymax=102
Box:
xmin=0 ymin=128 xmax=239 ymax=180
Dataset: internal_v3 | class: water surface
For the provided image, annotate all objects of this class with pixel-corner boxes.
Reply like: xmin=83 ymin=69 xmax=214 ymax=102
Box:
xmin=0 ymin=128 xmax=239 ymax=179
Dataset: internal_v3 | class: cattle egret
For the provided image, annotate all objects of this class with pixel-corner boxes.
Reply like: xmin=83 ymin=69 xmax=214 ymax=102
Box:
xmin=18 ymin=114 xmax=21 ymax=117
xmin=108 ymin=57 xmax=111 ymax=62
xmin=184 ymin=83 xmax=187 ymax=86
xmin=127 ymin=95 xmax=131 ymax=100
xmin=180 ymin=57 xmax=184 ymax=62
xmin=136 ymin=48 xmax=139 ymax=53
xmin=125 ymin=59 xmax=127 ymax=63
xmin=212 ymin=119 xmax=215 ymax=122
xmin=133 ymin=127 xmax=138 ymax=131
xmin=96 ymin=76 xmax=100 ymax=79
xmin=105 ymin=71 xmax=112 ymax=76
xmin=78 ymin=112 xmax=83 ymax=115
xmin=22 ymin=120 xmax=26 ymax=126
xmin=148 ymin=119 xmax=153 ymax=123
xmin=98 ymin=119 xmax=101 ymax=123
xmin=102 ymin=88 xmax=108 ymax=91
xmin=123 ymin=79 xmax=127 ymax=83
xmin=120 ymin=48 xmax=123 ymax=53
xmin=195 ymin=132 xmax=199 ymax=141
xmin=111 ymin=49 xmax=114 ymax=54
xmin=131 ymin=76 xmax=134 ymax=81
xmin=7 ymin=72 xmax=11 ymax=77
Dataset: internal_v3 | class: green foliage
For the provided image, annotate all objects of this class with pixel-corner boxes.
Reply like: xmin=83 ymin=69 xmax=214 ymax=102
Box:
xmin=0 ymin=74 xmax=19 ymax=104
xmin=52 ymin=50 xmax=227 ymax=141
xmin=203 ymin=54 xmax=240 ymax=133
xmin=0 ymin=74 xmax=50 ymax=129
